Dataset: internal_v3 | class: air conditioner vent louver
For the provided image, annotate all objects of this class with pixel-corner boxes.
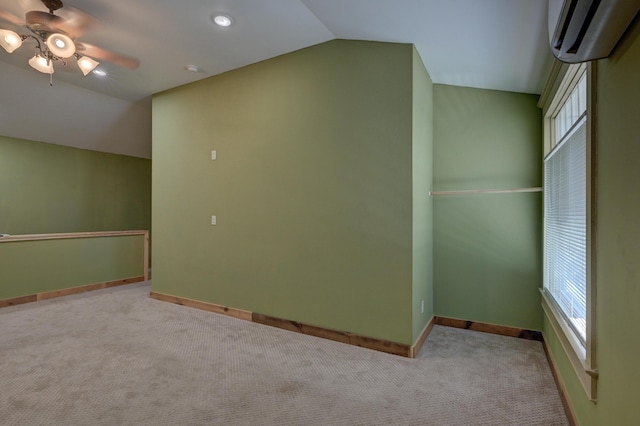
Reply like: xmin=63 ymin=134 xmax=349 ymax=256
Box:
xmin=549 ymin=0 xmax=640 ymax=63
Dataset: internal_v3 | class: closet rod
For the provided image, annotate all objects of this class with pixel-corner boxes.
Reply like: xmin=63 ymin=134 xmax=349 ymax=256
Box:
xmin=429 ymin=187 xmax=543 ymax=196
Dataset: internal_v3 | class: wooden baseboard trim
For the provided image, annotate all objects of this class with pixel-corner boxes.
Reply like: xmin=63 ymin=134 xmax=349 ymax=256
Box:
xmin=150 ymin=291 xmax=253 ymax=322
xmin=252 ymin=312 xmax=412 ymax=357
xmin=410 ymin=317 xmax=435 ymax=358
xmin=542 ymin=335 xmax=579 ymax=426
xmin=150 ymin=291 xmax=413 ymax=357
xmin=434 ymin=316 xmax=543 ymax=341
xmin=0 ymin=294 xmax=37 ymax=308
xmin=0 ymin=276 xmax=146 ymax=309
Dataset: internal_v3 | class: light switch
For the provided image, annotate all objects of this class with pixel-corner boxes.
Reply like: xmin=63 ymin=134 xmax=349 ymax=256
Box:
xmin=211 ymin=215 xmax=217 ymax=225
xmin=211 ymin=150 xmax=216 ymax=160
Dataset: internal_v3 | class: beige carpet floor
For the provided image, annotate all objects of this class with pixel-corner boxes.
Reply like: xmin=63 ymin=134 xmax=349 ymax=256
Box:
xmin=0 ymin=282 xmax=568 ymax=425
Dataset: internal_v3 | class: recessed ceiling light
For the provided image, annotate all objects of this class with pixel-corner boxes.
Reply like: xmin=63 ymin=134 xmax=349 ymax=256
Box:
xmin=212 ymin=14 xmax=233 ymax=27
xmin=185 ymin=64 xmax=200 ymax=73
xmin=92 ymin=69 xmax=107 ymax=77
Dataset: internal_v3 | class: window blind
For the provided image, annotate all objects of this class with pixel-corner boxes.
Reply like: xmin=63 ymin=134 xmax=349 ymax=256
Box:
xmin=544 ymin=118 xmax=587 ymax=345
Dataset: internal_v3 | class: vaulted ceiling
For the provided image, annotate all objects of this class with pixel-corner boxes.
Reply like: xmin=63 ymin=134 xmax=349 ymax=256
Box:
xmin=0 ymin=0 xmax=553 ymax=159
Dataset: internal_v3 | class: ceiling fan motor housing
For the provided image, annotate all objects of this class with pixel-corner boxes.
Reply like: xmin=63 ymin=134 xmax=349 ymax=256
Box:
xmin=42 ymin=0 xmax=64 ymax=13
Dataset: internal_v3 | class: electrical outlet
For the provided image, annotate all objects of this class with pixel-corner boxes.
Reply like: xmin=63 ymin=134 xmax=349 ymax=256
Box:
xmin=211 ymin=150 xmax=217 ymax=160
xmin=421 ymin=300 xmax=424 ymax=314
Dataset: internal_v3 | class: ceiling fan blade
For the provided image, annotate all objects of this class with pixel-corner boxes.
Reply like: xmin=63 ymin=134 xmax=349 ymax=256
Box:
xmin=75 ymin=42 xmax=139 ymax=70
xmin=25 ymin=10 xmax=64 ymax=32
xmin=52 ymin=6 xmax=98 ymax=38
xmin=0 ymin=8 xmax=25 ymax=26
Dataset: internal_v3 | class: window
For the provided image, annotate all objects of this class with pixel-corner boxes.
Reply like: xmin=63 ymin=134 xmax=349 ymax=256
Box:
xmin=540 ymin=62 xmax=597 ymax=401
xmin=545 ymin=71 xmax=587 ymax=345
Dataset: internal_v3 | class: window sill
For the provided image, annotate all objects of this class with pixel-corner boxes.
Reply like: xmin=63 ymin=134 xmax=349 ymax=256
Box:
xmin=541 ymin=289 xmax=598 ymax=402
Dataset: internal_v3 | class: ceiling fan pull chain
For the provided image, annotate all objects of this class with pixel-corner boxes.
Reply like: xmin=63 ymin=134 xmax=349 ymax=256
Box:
xmin=49 ymin=73 xmax=53 ymax=86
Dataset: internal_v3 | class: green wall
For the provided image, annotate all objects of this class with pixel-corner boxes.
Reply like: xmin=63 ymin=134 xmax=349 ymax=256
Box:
xmin=544 ymin=19 xmax=640 ymax=425
xmin=153 ymin=40 xmax=432 ymax=345
xmin=433 ymin=85 xmax=543 ymax=330
xmin=412 ymin=47 xmax=434 ymax=341
xmin=0 ymin=235 xmax=145 ymax=300
xmin=0 ymin=136 xmax=151 ymax=235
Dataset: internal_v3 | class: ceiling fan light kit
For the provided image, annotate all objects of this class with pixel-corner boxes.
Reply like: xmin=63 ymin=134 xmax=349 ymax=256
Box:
xmin=0 ymin=26 xmax=97 ymax=81
xmin=76 ymin=54 xmax=98 ymax=75
xmin=45 ymin=32 xmax=74 ymax=57
xmin=0 ymin=0 xmax=139 ymax=85
xmin=0 ymin=28 xmax=22 ymax=52
xmin=28 ymin=53 xmax=53 ymax=74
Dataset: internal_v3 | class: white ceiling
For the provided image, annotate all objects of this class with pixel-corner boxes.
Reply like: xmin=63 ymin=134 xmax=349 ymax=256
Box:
xmin=0 ymin=0 xmax=553 ymax=159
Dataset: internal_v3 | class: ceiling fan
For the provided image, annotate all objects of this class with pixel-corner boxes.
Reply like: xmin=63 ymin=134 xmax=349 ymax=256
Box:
xmin=0 ymin=0 xmax=139 ymax=84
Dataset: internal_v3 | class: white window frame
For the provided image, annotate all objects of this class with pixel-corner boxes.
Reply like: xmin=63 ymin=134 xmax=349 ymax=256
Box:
xmin=539 ymin=61 xmax=597 ymax=402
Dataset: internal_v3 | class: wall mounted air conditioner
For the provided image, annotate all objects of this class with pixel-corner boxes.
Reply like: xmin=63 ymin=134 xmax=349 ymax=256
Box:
xmin=549 ymin=0 xmax=640 ymax=63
